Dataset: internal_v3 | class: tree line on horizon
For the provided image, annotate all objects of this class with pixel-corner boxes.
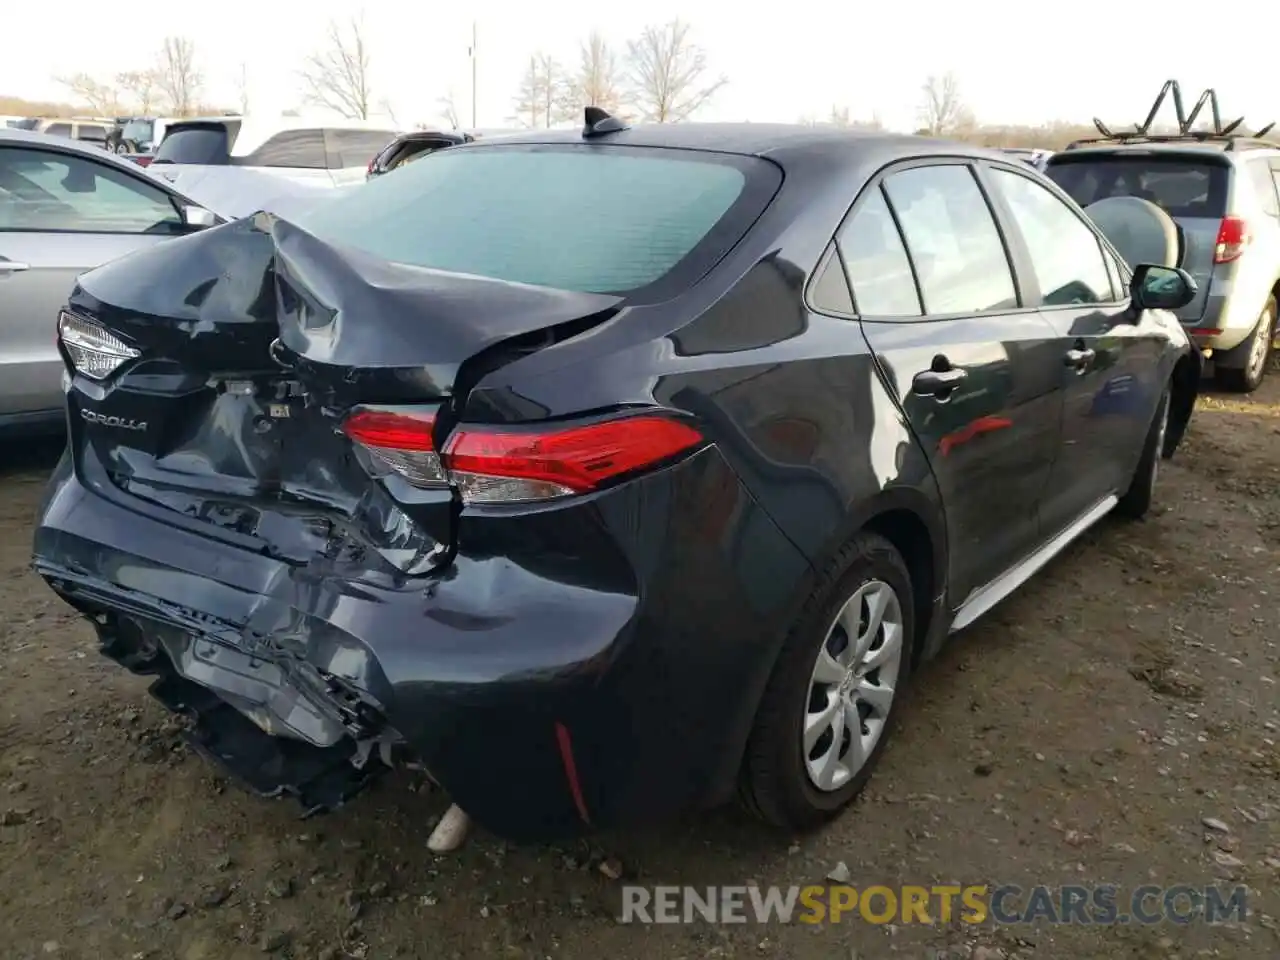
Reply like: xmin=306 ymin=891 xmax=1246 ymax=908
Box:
xmin=0 ymin=22 xmax=1187 ymax=152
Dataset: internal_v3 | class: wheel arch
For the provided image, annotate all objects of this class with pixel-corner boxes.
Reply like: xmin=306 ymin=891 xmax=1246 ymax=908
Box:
xmin=806 ymin=486 xmax=948 ymax=668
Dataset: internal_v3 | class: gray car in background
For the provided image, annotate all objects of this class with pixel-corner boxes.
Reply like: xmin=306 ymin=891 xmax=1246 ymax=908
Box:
xmin=1045 ymin=88 xmax=1280 ymax=392
xmin=0 ymin=129 xmax=223 ymax=436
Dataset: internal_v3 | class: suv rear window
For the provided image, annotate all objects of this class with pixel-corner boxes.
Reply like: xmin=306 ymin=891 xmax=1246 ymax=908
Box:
xmin=153 ymin=123 xmax=235 ymax=165
xmin=293 ymin=144 xmax=779 ymax=297
xmin=1046 ymin=155 xmax=1228 ymax=219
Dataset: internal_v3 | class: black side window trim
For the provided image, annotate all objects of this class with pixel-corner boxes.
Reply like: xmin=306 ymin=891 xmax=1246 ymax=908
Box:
xmin=978 ymin=160 xmax=1128 ymax=310
xmin=806 ymin=156 xmax=1029 ymax=323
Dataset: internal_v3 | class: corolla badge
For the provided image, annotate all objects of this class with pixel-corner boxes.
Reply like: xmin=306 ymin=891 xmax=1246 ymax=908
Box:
xmin=80 ymin=409 xmax=148 ymax=431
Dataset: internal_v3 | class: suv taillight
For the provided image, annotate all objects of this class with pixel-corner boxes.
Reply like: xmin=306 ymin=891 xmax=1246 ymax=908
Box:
xmin=1214 ymin=215 xmax=1250 ymax=263
xmin=342 ymin=410 xmax=705 ymax=504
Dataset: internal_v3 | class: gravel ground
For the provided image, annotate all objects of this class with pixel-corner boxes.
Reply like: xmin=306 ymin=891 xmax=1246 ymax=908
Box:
xmin=1 ymin=374 xmax=1277 ymax=960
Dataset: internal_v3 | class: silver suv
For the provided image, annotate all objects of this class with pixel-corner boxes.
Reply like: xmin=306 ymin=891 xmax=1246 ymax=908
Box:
xmin=1045 ymin=90 xmax=1280 ymax=392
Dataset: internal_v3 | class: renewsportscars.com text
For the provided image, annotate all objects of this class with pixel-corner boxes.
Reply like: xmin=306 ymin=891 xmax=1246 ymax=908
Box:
xmin=619 ymin=884 xmax=1248 ymax=925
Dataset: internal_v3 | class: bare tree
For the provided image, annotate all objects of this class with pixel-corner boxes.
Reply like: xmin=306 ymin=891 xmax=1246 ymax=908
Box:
xmin=55 ymin=73 xmax=122 ymax=115
xmin=114 ymin=71 xmax=161 ymax=114
xmin=235 ymin=62 xmax=250 ymax=114
xmin=438 ymin=90 xmax=461 ymax=130
xmin=511 ymin=53 xmax=569 ymax=128
xmin=156 ymin=36 xmax=202 ymax=116
xmin=564 ymin=31 xmax=623 ymax=114
xmin=300 ymin=18 xmax=374 ymax=120
xmin=626 ymin=19 xmax=726 ymax=123
xmin=918 ymin=72 xmax=972 ymax=136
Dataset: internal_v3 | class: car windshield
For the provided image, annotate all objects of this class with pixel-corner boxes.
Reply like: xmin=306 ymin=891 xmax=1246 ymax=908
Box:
xmin=121 ymin=120 xmax=155 ymax=145
xmin=1046 ymin=155 xmax=1229 ymax=219
xmin=13 ymin=118 xmax=39 ymax=130
xmin=293 ymin=143 xmax=776 ymax=295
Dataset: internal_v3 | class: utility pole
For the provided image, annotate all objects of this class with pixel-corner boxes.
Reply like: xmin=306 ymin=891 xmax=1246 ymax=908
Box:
xmin=469 ymin=21 xmax=478 ymax=127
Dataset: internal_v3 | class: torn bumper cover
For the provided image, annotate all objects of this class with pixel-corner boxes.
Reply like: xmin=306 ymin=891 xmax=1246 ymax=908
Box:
xmin=33 ymin=446 xmax=808 ymax=841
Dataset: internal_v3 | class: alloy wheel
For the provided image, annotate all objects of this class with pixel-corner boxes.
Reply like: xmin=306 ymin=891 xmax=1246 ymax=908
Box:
xmin=803 ymin=579 xmax=904 ymax=792
xmin=1247 ymin=305 xmax=1273 ymax=383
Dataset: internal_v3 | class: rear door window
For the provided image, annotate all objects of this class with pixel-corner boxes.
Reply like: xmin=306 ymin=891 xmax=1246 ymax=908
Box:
xmin=153 ymin=123 xmax=234 ymax=164
xmin=1046 ymin=155 xmax=1229 ymax=219
xmin=292 ymin=144 xmax=779 ymax=298
xmin=0 ymin=146 xmax=183 ymax=234
xmin=882 ymin=164 xmax=1018 ymax=315
xmin=244 ymin=129 xmax=328 ymax=169
xmin=835 ymin=187 xmax=921 ymax=317
xmin=988 ymin=167 xmax=1114 ymax=306
xmin=327 ymin=129 xmax=399 ymax=169
xmin=44 ymin=123 xmax=72 ymax=138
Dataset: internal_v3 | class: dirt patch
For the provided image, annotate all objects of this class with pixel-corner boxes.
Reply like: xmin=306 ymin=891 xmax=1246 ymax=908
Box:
xmin=2 ymin=379 xmax=1278 ymax=960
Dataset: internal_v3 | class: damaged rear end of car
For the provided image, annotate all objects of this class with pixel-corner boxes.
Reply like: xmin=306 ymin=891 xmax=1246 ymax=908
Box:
xmin=37 ymin=213 xmax=632 ymax=813
xmin=32 ymin=136 xmax=796 ymax=838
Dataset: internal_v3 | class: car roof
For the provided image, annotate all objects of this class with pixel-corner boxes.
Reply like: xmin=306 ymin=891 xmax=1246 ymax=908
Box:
xmin=448 ymin=122 xmax=1009 ymax=169
xmin=0 ymin=127 xmax=201 ymax=200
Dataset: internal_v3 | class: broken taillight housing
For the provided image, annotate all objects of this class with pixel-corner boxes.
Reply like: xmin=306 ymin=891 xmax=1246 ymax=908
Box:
xmin=58 ymin=310 xmax=140 ymax=380
xmin=342 ymin=409 xmax=705 ymax=504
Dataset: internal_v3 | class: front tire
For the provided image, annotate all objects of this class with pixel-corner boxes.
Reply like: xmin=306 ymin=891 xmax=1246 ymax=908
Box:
xmin=1116 ymin=385 xmax=1170 ymax=520
xmin=1217 ymin=296 xmax=1274 ymax=393
xmin=739 ymin=532 xmax=914 ymax=831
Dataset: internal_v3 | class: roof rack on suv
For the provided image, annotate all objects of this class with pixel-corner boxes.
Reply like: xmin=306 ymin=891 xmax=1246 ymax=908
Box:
xmin=1064 ymin=80 xmax=1276 ymax=152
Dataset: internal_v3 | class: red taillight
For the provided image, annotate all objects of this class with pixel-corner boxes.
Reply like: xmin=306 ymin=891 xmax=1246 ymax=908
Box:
xmin=342 ymin=409 xmax=704 ymax=504
xmin=1214 ymin=216 xmax=1250 ymax=263
xmin=444 ymin=416 xmax=705 ymax=503
xmin=136 ymin=156 xmax=152 ymax=167
xmin=342 ymin=409 xmax=447 ymax=487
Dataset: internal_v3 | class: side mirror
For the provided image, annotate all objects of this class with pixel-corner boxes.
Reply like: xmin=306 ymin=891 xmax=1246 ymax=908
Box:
xmin=180 ymin=205 xmax=218 ymax=230
xmin=1131 ymin=263 xmax=1197 ymax=311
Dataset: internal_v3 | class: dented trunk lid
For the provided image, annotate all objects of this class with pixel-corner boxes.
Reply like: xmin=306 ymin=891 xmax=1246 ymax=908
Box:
xmin=64 ymin=214 xmax=621 ymax=575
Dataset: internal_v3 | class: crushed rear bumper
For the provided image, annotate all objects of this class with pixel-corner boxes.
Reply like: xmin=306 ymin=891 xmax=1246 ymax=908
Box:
xmin=32 ymin=446 xmax=811 ymax=840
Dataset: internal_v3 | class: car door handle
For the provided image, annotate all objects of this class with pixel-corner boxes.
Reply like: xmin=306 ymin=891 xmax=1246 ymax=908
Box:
xmin=912 ymin=366 xmax=967 ymax=397
xmin=1064 ymin=347 xmax=1096 ymax=370
xmin=0 ymin=260 xmax=31 ymax=274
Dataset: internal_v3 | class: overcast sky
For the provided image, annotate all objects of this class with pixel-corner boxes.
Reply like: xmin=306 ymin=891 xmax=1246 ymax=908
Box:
xmin=4 ymin=0 xmax=1277 ymax=133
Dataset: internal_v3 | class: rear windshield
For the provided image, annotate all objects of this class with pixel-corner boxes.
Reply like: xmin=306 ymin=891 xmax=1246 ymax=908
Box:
xmin=13 ymin=118 xmax=38 ymax=130
xmin=1046 ymin=155 xmax=1229 ymax=219
xmin=293 ymin=144 xmax=778 ymax=296
xmin=121 ymin=119 xmax=155 ymax=145
xmin=153 ymin=123 xmax=233 ymax=165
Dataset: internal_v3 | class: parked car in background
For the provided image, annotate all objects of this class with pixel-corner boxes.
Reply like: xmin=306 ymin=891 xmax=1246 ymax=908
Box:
xmin=31 ymin=115 xmax=1202 ymax=842
xmin=106 ymin=116 xmax=178 ymax=156
xmin=1001 ymin=147 xmax=1053 ymax=171
xmin=1046 ymin=135 xmax=1280 ymax=391
xmin=365 ymin=128 xmax=524 ymax=179
xmin=11 ymin=117 xmax=113 ymax=145
xmin=0 ymin=129 xmax=225 ymax=436
xmin=147 ymin=116 xmax=399 ymax=218
xmin=366 ymin=130 xmax=473 ymax=179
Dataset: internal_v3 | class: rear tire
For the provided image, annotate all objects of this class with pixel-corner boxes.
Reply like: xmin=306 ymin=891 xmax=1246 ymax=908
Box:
xmin=739 ymin=532 xmax=914 ymax=831
xmin=1116 ymin=385 xmax=1170 ymax=520
xmin=1216 ymin=296 xmax=1274 ymax=393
